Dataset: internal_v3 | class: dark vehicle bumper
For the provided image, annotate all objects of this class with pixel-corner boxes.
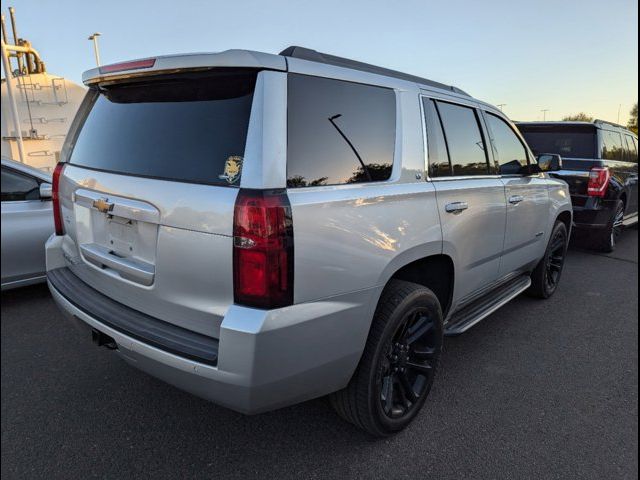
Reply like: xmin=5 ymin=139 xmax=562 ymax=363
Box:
xmin=571 ymin=196 xmax=617 ymax=230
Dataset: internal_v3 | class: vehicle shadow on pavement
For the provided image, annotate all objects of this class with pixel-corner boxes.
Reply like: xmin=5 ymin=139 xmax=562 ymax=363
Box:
xmin=1 ymin=228 xmax=637 ymax=479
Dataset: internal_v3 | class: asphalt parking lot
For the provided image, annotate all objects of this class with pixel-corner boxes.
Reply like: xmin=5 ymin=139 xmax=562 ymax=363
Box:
xmin=2 ymin=229 xmax=638 ymax=480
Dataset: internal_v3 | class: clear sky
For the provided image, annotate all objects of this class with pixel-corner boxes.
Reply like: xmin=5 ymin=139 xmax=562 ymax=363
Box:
xmin=2 ymin=0 xmax=638 ymax=123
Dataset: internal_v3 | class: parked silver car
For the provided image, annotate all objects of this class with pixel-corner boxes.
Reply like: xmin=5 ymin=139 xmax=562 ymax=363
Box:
xmin=1 ymin=157 xmax=53 ymax=289
xmin=46 ymin=47 xmax=572 ymax=435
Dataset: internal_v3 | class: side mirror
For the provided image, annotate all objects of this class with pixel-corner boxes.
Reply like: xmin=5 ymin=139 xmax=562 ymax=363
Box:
xmin=39 ymin=182 xmax=52 ymax=200
xmin=536 ymin=154 xmax=563 ymax=172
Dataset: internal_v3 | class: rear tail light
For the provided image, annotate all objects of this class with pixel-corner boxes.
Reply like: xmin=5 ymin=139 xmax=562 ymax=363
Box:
xmin=587 ymin=167 xmax=611 ymax=197
xmin=52 ymin=162 xmax=66 ymax=235
xmin=233 ymin=189 xmax=294 ymax=309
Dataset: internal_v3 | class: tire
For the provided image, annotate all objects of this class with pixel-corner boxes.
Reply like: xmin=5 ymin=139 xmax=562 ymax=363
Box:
xmin=587 ymin=200 xmax=625 ymax=253
xmin=329 ymin=280 xmax=444 ymax=436
xmin=527 ymin=221 xmax=569 ymax=299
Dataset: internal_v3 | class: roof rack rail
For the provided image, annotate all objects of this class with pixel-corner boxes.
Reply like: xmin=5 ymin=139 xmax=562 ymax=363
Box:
xmin=279 ymin=46 xmax=469 ymax=96
xmin=593 ymin=119 xmax=628 ymax=129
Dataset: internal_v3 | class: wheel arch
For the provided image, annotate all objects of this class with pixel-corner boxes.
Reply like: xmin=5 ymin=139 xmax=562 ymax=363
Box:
xmin=377 ymin=253 xmax=455 ymax=318
xmin=556 ymin=209 xmax=572 ymax=233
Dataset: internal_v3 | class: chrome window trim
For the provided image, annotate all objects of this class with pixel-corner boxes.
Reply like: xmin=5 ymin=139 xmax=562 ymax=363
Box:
xmin=429 ymin=175 xmax=502 ymax=182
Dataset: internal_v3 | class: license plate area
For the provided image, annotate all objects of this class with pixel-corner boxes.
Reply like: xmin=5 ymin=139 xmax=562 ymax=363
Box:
xmin=73 ymin=189 xmax=160 ymax=286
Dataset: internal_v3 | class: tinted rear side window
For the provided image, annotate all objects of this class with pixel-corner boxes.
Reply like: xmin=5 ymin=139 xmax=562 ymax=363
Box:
xmin=68 ymin=71 xmax=257 ymax=186
xmin=623 ymin=135 xmax=638 ymax=163
xmin=422 ymin=98 xmax=451 ymax=177
xmin=486 ymin=113 xmax=529 ymax=175
xmin=436 ymin=102 xmax=489 ymax=176
xmin=601 ymin=130 xmax=624 ymax=161
xmin=287 ymin=74 xmax=395 ymax=188
xmin=518 ymin=125 xmax=596 ymax=159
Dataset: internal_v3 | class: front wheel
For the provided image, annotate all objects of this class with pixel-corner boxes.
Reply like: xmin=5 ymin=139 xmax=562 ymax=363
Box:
xmin=329 ymin=280 xmax=443 ymax=436
xmin=527 ymin=221 xmax=569 ymax=299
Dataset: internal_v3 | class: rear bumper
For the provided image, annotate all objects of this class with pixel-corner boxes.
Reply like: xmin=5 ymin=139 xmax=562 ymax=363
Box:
xmin=571 ymin=197 xmax=616 ymax=230
xmin=46 ymin=235 xmax=376 ymax=414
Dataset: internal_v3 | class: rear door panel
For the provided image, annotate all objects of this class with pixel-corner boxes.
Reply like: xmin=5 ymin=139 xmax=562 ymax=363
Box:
xmin=435 ymin=179 xmax=507 ymax=302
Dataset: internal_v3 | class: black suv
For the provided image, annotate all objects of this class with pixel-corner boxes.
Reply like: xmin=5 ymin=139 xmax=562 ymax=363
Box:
xmin=517 ymin=120 xmax=638 ymax=251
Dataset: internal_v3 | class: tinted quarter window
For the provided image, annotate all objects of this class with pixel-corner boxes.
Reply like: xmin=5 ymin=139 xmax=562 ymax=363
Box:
xmin=68 ymin=71 xmax=257 ymax=186
xmin=486 ymin=113 xmax=529 ymax=175
xmin=601 ymin=130 xmax=624 ymax=161
xmin=287 ymin=74 xmax=395 ymax=188
xmin=436 ymin=102 xmax=489 ymax=176
xmin=1 ymin=168 xmax=40 ymax=201
xmin=623 ymin=135 xmax=638 ymax=163
xmin=423 ymin=98 xmax=451 ymax=177
xmin=517 ymin=125 xmax=596 ymax=158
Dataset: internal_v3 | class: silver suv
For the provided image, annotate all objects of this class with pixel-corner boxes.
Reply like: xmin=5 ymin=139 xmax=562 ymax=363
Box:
xmin=46 ymin=47 xmax=572 ymax=436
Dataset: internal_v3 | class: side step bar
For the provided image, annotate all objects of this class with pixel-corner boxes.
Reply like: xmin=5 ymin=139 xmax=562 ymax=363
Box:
xmin=623 ymin=213 xmax=638 ymax=227
xmin=445 ymin=275 xmax=532 ymax=336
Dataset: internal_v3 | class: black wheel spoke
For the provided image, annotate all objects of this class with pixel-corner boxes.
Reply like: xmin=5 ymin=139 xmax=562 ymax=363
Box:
xmin=397 ymin=371 xmax=418 ymax=403
xmin=381 ymin=375 xmax=394 ymax=413
xmin=406 ymin=317 xmax=434 ymax=345
xmin=406 ymin=361 xmax=433 ymax=376
xmin=411 ymin=346 xmax=436 ymax=360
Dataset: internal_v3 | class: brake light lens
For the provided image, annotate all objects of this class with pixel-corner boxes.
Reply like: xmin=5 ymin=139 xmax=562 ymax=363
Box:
xmin=587 ymin=167 xmax=611 ymax=197
xmin=99 ymin=58 xmax=156 ymax=74
xmin=233 ymin=189 xmax=293 ymax=309
xmin=52 ymin=162 xmax=65 ymax=235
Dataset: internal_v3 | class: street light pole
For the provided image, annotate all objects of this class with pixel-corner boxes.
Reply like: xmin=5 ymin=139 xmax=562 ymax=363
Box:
xmin=541 ymin=109 xmax=550 ymax=121
xmin=88 ymin=32 xmax=101 ymax=66
xmin=617 ymin=104 xmax=621 ymax=124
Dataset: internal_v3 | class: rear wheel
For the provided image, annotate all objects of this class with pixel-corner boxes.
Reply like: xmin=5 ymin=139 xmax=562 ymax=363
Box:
xmin=588 ymin=200 xmax=625 ymax=253
xmin=329 ymin=280 xmax=443 ymax=436
xmin=527 ymin=221 xmax=569 ymax=299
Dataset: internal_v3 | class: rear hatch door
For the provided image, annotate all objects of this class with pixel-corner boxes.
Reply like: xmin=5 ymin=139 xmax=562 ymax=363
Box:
xmin=58 ymin=70 xmax=258 ymax=338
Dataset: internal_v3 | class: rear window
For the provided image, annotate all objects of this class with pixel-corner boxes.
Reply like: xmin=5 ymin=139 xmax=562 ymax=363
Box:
xmin=67 ymin=71 xmax=257 ymax=186
xmin=517 ymin=125 xmax=596 ymax=159
xmin=287 ymin=74 xmax=395 ymax=188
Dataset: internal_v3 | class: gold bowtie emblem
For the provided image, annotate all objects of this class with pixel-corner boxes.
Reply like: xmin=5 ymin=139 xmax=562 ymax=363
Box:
xmin=93 ymin=198 xmax=114 ymax=214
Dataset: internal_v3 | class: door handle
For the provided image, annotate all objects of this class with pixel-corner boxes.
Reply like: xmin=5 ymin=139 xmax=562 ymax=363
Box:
xmin=445 ymin=201 xmax=468 ymax=214
xmin=508 ymin=195 xmax=524 ymax=205
xmin=80 ymin=243 xmax=155 ymax=286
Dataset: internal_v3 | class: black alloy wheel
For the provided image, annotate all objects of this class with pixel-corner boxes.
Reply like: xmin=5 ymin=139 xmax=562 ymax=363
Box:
xmin=378 ymin=309 xmax=439 ymax=419
xmin=544 ymin=226 xmax=568 ymax=293
xmin=527 ymin=220 xmax=569 ymax=299
xmin=610 ymin=202 xmax=625 ymax=250
xmin=330 ymin=280 xmax=444 ymax=436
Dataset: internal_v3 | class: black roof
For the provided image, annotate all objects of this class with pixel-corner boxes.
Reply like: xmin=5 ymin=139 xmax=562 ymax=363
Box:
xmin=279 ymin=46 xmax=469 ymax=96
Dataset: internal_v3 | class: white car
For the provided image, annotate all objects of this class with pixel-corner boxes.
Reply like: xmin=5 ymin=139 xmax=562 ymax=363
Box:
xmin=1 ymin=157 xmax=53 ymax=289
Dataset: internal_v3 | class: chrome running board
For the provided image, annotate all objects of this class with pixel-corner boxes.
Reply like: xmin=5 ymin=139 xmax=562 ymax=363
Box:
xmin=445 ymin=275 xmax=531 ymax=336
